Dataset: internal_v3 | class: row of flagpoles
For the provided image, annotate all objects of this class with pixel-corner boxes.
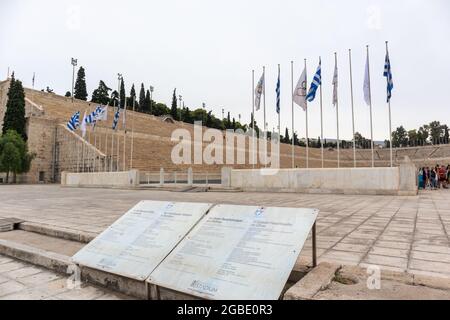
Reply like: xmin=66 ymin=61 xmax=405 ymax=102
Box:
xmin=66 ymin=97 xmax=135 ymax=172
xmin=253 ymin=42 xmax=394 ymax=169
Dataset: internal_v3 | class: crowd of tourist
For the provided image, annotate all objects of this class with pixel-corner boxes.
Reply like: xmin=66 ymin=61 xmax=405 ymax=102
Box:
xmin=418 ymin=165 xmax=450 ymax=190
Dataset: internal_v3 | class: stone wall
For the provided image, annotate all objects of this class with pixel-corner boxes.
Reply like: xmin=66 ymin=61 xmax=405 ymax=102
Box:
xmin=61 ymin=170 xmax=139 ymax=188
xmin=227 ymin=157 xmax=418 ymax=196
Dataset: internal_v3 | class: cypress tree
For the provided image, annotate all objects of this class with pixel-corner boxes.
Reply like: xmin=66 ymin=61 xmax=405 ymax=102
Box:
xmin=119 ymin=79 xmax=126 ymax=109
xmin=284 ymin=128 xmax=290 ymax=144
xmin=73 ymin=66 xmax=88 ymax=101
xmin=171 ymin=89 xmax=178 ymax=120
xmin=139 ymin=83 xmax=146 ymax=112
xmin=2 ymin=75 xmax=27 ymax=140
xmin=128 ymin=84 xmax=136 ymax=109
xmin=91 ymin=80 xmax=111 ymax=105
xmin=144 ymin=90 xmax=151 ymax=114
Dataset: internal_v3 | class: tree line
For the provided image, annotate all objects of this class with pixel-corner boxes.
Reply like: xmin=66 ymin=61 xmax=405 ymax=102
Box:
xmin=390 ymin=122 xmax=450 ymax=148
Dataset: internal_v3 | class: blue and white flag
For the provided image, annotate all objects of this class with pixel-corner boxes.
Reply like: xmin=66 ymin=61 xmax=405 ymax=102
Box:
xmin=94 ymin=105 xmax=108 ymax=121
xmin=67 ymin=111 xmax=80 ymax=131
xmin=85 ymin=109 xmax=98 ymax=125
xmin=383 ymin=51 xmax=393 ymax=102
xmin=276 ymin=66 xmax=281 ymax=114
xmin=112 ymin=108 xmax=120 ymax=130
xmin=306 ymin=58 xmax=321 ymax=102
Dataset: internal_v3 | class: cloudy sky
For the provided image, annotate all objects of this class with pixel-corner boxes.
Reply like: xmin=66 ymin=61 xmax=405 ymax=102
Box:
xmin=1 ymin=0 xmax=449 ymax=141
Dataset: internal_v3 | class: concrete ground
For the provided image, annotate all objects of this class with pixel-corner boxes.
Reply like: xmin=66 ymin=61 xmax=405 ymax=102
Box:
xmin=0 ymin=254 xmax=130 ymax=300
xmin=0 ymin=185 xmax=449 ymax=280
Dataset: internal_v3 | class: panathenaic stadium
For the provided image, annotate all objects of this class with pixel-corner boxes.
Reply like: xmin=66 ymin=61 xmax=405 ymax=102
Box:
xmin=1 ymin=78 xmax=449 ymax=184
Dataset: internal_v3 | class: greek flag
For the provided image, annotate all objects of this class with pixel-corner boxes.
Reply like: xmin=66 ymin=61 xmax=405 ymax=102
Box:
xmin=276 ymin=66 xmax=281 ymax=114
xmin=383 ymin=51 xmax=393 ymax=102
xmin=112 ymin=108 xmax=120 ymax=130
xmin=85 ymin=109 xmax=98 ymax=125
xmin=94 ymin=105 xmax=108 ymax=121
xmin=306 ymin=58 xmax=321 ymax=102
xmin=67 ymin=111 xmax=80 ymax=131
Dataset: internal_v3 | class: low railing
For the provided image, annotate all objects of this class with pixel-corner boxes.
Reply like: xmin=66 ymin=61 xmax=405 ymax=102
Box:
xmin=139 ymin=168 xmax=221 ymax=186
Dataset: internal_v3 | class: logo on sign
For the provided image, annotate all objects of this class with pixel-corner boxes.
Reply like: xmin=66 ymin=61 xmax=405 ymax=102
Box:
xmin=255 ymin=208 xmax=265 ymax=217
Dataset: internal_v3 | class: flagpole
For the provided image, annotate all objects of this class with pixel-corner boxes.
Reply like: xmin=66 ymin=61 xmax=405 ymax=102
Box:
xmin=94 ymin=128 xmax=97 ymax=172
xmin=123 ymin=100 xmax=127 ymax=171
xmin=130 ymin=98 xmax=135 ymax=169
xmin=386 ymin=41 xmax=393 ymax=167
xmin=305 ymin=59 xmax=309 ymax=169
xmin=319 ymin=57 xmax=324 ymax=168
xmin=335 ymin=52 xmax=340 ymax=168
xmin=278 ymin=64 xmax=281 ymax=158
xmin=263 ymin=66 xmax=267 ymax=168
xmin=291 ymin=61 xmax=295 ymax=168
xmin=367 ymin=45 xmax=375 ymax=168
xmin=110 ymin=105 xmax=115 ymax=172
xmin=252 ymin=69 xmax=255 ymax=169
xmin=349 ymin=49 xmax=356 ymax=168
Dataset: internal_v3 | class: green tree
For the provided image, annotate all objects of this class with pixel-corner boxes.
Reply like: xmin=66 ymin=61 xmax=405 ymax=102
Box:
xmin=429 ymin=121 xmax=442 ymax=144
xmin=392 ymin=126 xmax=408 ymax=147
xmin=354 ymin=132 xmax=364 ymax=148
xmin=65 ymin=91 xmax=71 ymax=97
xmin=2 ymin=75 xmax=27 ymax=141
xmin=143 ymin=90 xmax=151 ymax=114
xmin=119 ymin=79 xmax=126 ymax=109
xmin=284 ymin=128 xmax=290 ymax=144
xmin=152 ymin=103 xmax=170 ymax=116
xmin=128 ymin=84 xmax=136 ymax=109
xmin=138 ymin=84 xmax=146 ymax=112
xmin=407 ymin=129 xmax=418 ymax=147
xmin=171 ymin=89 xmax=178 ymax=120
xmin=443 ymin=125 xmax=449 ymax=144
xmin=91 ymin=80 xmax=111 ymax=105
xmin=0 ymin=130 xmax=35 ymax=183
xmin=109 ymin=90 xmax=119 ymax=106
xmin=74 ymin=66 xmax=88 ymax=100
xmin=417 ymin=126 xmax=429 ymax=146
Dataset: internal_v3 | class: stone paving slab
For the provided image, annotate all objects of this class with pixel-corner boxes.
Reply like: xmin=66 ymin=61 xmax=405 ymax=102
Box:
xmin=0 ymin=254 xmax=132 ymax=300
xmin=0 ymin=185 xmax=449 ymax=279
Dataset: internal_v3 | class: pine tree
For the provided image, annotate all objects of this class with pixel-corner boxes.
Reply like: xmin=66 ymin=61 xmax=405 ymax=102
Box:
xmin=128 ymin=84 xmax=136 ymax=109
xmin=171 ymin=89 xmax=178 ymax=120
xmin=139 ymin=83 xmax=146 ymax=112
xmin=91 ymin=80 xmax=111 ymax=105
xmin=284 ymin=128 xmax=290 ymax=144
xmin=74 ymin=66 xmax=88 ymax=101
xmin=232 ymin=118 xmax=236 ymax=130
xmin=119 ymin=79 xmax=126 ymax=109
xmin=144 ymin=90 xmax=151 ymax=114
xmin=227 ymin=112 xmax=231 ymax=129
xmin=110 ymin=90 xmax=119 ymax=106
xmin=2 ymin=75 xmax=27 ymax=140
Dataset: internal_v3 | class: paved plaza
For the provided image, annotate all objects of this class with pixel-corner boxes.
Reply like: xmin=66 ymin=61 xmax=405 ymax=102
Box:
xmin=0 ymin=185 xmax=449 ymax=279
xmin=0 ymin=254 xmax=130 ymax=300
